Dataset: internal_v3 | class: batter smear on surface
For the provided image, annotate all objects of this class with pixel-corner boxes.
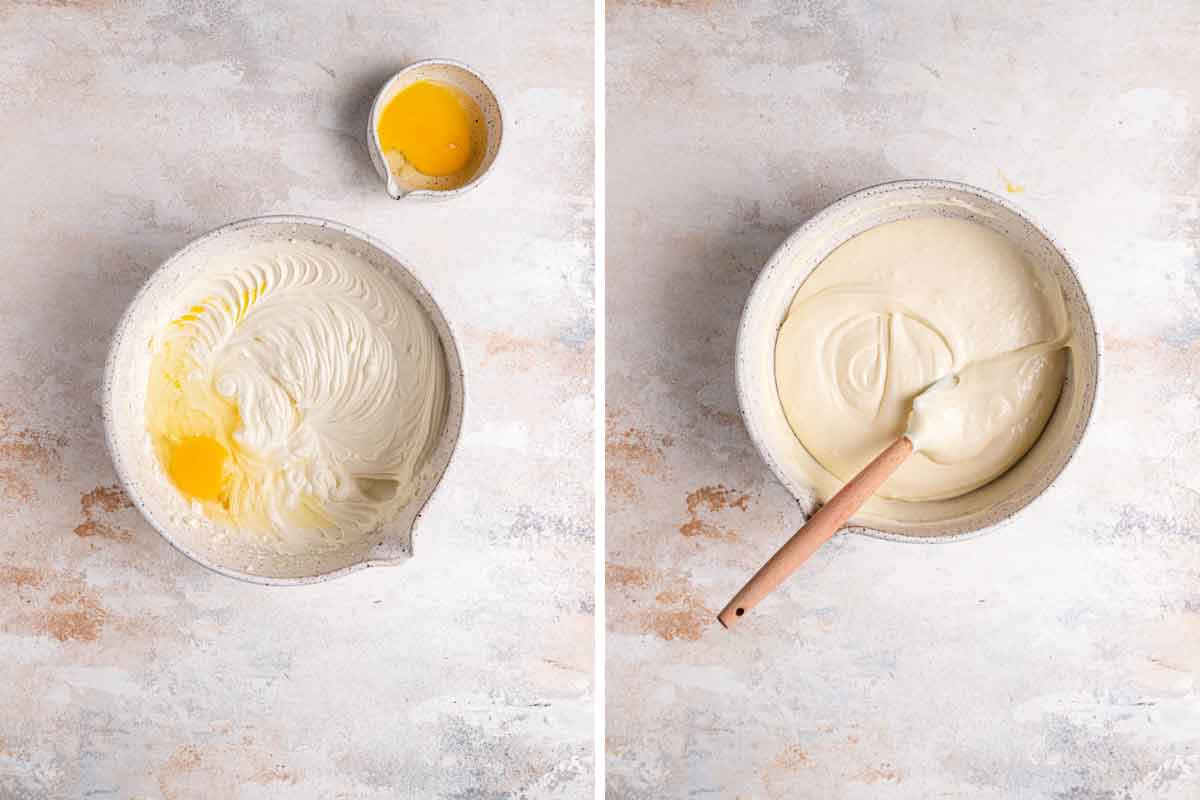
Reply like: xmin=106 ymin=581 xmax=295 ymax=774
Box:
xmin=145 ymin=240 xmax=448 ymax=554
xmin=775 ymin=216 xmax=1071 ymax=502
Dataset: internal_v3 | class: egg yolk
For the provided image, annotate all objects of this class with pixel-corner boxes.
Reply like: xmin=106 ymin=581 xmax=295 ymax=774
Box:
xmin=377 ymin=80 xmax=475 ymax=176
xmin=168 ymin=435 xmax=229 ymax=502
xmin=149 ymin=300 xmax=246 ymax=510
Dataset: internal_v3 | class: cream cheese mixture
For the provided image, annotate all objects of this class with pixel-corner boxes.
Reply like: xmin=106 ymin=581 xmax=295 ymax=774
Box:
xmin=775 ymin=216 xmax=1070 ymax=502
xmin=145 ymin=240 xmax=448 ymax=554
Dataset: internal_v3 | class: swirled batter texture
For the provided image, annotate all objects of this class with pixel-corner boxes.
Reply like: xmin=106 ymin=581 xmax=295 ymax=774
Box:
xmin=776 ymin=217 xmax=1068 ymax=502
xmin=146 ymin=240 xmax=448 ymax=553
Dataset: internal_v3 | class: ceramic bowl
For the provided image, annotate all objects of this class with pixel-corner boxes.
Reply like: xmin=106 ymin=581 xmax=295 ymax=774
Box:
xmin=103 ymin=215 xmax=465 ymax=584
xmin=736 ymin=180 xmax=1100 ymax=541
xmin=367 ymin=58 xmax=503 ymax=201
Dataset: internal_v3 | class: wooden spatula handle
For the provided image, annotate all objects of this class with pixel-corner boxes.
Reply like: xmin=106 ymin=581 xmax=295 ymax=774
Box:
xmin=718 ymin=436 xmax=914 ymax=628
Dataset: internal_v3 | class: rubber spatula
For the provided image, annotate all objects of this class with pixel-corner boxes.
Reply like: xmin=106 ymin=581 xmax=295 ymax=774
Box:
xmin=718 ymin=374 xmax=957 ymax=629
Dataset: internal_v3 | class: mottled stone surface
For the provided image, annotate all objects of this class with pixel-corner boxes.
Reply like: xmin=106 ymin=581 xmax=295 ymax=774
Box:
xmin=0 ymin=2 xmax=592 ymax=798
xmin=607 ymin=1 xmax=1199 ymax=797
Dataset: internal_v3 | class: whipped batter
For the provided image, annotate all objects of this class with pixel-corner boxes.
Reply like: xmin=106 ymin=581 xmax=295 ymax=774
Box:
xmin=145 ymin=240 xmax=448 ymax=553
xmin=776 ymin=216 xmax=1069 ymax=502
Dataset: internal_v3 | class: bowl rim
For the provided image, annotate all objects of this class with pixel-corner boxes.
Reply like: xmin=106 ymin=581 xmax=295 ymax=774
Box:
xmin=367 ymin=57 xmax=505 ymax=201
xmin=102 ymin=214 xmax=466 ymax=584
xmin=735 ymin=178 xmax=1103 ymax=544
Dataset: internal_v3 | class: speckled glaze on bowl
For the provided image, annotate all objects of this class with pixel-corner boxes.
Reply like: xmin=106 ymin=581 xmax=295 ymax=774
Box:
xmin=102 ymin=215 xmax=465 ymax=584
xmin=737 ymin=180 xmax=1101 ymax=541
xmin=367 ymin=58 xmax=504 ymax=201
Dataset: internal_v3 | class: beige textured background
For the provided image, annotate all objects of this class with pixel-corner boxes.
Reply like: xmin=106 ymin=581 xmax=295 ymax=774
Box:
xmin=0 ymin=1 xmax=593 ymax=798
xmin=607 ymin=1 xmax=1199 ymax=797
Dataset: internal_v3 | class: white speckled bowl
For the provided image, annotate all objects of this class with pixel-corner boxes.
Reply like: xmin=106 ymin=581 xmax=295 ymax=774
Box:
xmin=737 ymin=180 xmax=1101 ymax=541
xmin=103 ymin=216 xmax=465 ymax=584
xmin=367 ymin=59 xmax=503 ymax=201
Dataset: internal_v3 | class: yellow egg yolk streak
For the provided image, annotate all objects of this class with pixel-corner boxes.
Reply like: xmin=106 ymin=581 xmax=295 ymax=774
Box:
xmin=169 ymin=435 xmax=229 ymax=501
xmin=376 ymin=79 xmax=485 ymax=187
xmin=146 ymin=299 xmax=248 ymax=511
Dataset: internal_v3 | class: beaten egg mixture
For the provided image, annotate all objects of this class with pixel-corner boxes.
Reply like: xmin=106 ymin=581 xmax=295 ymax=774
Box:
xmin=377 ymin=79 xmax=486 ymax=190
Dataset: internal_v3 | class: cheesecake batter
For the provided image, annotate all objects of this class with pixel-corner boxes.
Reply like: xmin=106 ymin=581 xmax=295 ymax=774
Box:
xmin=775 ymin=216 xmax=1069 ymax=502
xmin=145 ymin=240 xmax=448 ymax=554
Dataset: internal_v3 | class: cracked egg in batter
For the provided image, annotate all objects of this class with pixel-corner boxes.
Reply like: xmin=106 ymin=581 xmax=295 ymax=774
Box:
xmin=145 ymin=240 xmax=449 ymax=555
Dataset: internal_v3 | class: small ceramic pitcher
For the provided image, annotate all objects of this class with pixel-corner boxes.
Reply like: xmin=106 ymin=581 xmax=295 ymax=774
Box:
xmin=367 ymin=59 xmax=504 ymax=201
